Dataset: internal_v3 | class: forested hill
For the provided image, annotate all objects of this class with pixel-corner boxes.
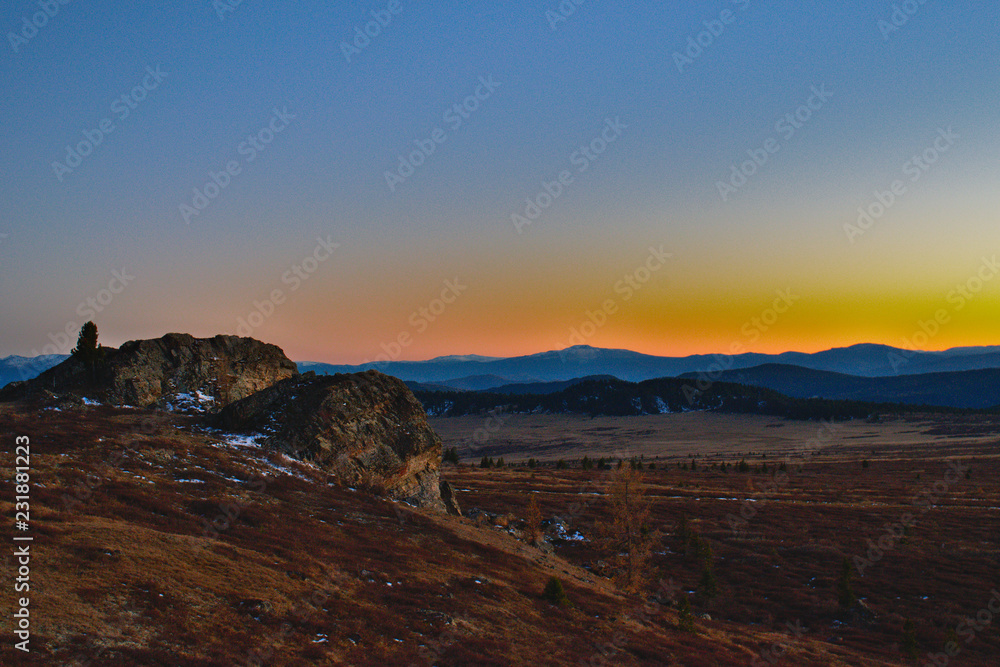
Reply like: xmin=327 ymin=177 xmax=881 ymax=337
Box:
xmin=414 ymin=376 xmax=980 ymax=420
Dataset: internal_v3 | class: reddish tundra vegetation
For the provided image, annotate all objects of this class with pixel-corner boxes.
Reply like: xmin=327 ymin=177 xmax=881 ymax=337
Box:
xmin=2 ymin=400 xmax=998 ymax=666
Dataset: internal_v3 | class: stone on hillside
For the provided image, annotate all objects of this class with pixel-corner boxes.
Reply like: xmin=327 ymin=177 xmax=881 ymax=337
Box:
xmin=216 ymin=370 xmax=446 ymax=510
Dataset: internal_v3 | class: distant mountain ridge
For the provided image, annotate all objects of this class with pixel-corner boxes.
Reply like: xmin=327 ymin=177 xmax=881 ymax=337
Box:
xmin=679 ymin=364 xmax=1000 ymax=410
xmin=298 ymin=343 xmax=1000 ymax=387
xmin=0 ymin=354 xmax=69 ymax=388
xmin=11 ymin=343 xmax=1000 ymax=397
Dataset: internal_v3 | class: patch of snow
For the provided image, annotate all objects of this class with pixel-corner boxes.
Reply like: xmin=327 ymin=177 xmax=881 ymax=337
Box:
xmin=165 ymin=389 xmax=218 ymax=414
xmin=219 ymin=433 xmax=265 ymax=449
xmin=551 ymin=523 xmax=587 ymax=542
xmin=81 ymin=397 xmax=101 ymax=406
xmin=175 ymin=478 xmax=206 ymax=484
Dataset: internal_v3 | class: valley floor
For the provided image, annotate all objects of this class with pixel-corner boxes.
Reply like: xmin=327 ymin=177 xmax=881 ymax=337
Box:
xmin=2 ymin=404 xmax=997 ymax=665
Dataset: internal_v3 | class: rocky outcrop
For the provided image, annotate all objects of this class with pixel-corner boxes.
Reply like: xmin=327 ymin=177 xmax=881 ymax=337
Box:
xmin=216 ymin=370 xmax=445 ymax=510
xmin=439 ymin=480 xmax=461 ymax=516
xmin=0 ymin=333 xmax=298 ymax=410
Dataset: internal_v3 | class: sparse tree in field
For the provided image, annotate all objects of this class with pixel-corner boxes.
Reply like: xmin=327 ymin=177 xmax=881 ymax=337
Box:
xmin=676 ymin=514 xmax=691 ymax=546
xmin=696 ymin=540 xmax=718 ymax=600
xmin=690 ymin=458 xmax=697 ymax=471
xmin=528 ymin=458 xmax=537 ymax=468
xmin=901 ymin=618 xmax=919 ymax=658
xmin=556 ymin=459 xmax=567 ymax=470
xmin=524 ymin=494 xmax=542 ymax=545
xmin=837 ymin=556 xmax=856 ymax=609
xmin=443 ymin=447 xmax=460 ymax=465
xmin=480 ymin=456 xmax=492 ymax=469
xmin=598 ymin=465 xmax=657 ymax=594
xmin=496 ymin=456 xmax=505 ymax=468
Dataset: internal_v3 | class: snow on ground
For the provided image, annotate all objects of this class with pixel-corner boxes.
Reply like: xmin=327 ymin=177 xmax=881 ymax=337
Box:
xmin=204 ymin=428 xmax=319 ymax=483
xmin=164 ymin=389 xmax=217 ymax=413
xmin=218 ymin=433 xmax=265 ymax=449
xmin=551 ymin=522 xmax=587 ymax=542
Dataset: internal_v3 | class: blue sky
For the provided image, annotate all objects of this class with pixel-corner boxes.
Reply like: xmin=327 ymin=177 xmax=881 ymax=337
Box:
xmin=2 ymin=1 xmax=998 ymax=362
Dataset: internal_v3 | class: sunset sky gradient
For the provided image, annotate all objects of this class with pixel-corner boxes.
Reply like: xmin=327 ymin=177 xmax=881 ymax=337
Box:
xmin=2 ymin=1 xmax=998 ymax=363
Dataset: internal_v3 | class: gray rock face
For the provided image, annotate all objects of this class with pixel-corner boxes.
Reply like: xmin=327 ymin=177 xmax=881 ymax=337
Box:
xmin=216 ymin=370 xmax=445 ymax=510
xmin=439 ymin=480 xmax=462 ymax=516
xmin=106 ymin=333 xmax=298 ymax=408
xmin=0 ymin=333 xmax=298 ymax=409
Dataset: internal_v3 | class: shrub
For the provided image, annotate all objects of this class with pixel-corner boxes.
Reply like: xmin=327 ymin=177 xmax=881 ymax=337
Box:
xmin=541 ymin=576 xmax=570 ymax=607
xmin=836 ymin=556 xmax=856 ymax=609
xmin=677 ymin=594 xmax=695 ymax=632
xmin=524 ymin=495 xmax=542 ymax=545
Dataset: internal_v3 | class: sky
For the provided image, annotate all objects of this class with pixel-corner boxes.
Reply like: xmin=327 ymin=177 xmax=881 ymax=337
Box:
xmin=1 ymin=0 xmax=998 ymax=363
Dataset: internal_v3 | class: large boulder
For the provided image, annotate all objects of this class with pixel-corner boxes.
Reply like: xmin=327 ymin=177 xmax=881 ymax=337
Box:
xmin=216 ymin=370 xmax=445 ymax=510
xmin=0 ymin=333 xmax=298 ymax=410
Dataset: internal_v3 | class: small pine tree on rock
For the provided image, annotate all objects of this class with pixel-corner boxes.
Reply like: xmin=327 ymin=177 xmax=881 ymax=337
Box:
xmin=71 ymin=321 xmax=105 ymax=380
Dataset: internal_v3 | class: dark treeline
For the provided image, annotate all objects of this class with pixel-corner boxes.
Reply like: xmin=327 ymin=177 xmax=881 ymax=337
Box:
xmin=414 ymin=376 xmax=991 ymax=421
